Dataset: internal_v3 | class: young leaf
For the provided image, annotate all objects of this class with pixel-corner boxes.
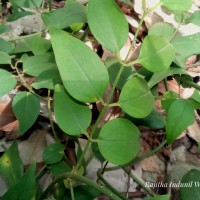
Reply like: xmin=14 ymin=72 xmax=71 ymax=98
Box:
xmin=148 ymin=22 xmax=176 ymax=41
xmin=160 ymin=0 xmax=192 ymax=11
xmin=180 ymin=169 xmax=200 ymax=200
xmin=31 ymin=69 xmax=62 ymax=90
xmin=50 ymin=27 xmax=109 ymax=103
xmin=43 ymin=143 xmax=65 ymax=165
xmin=49 ymin=161 xmax=71 ymax=177
xmin=138 ymin=35 xmax=175 ymax=72
xmin=0 ymin=142 xmax=23 ymax=188
xmin=0 ymin=69 xmax=17 ymax=96
xmin=166 ymin=99 xmax=194 ymax=144
xmin=0 ymin=51 xmax=12 ymax=64
xmin=98 ymin=118 xmax=141 ymax=165
xmin=0 ymin=38 xmax=14 ymax=53
xmin=12 ymin=92 xmax=40 ymax=134
xmin=171 ymin=33 xmax=200 ymax=57
xmin=23 ymin=52 xmax=57 ymax=76
xmin=1 ymin=163 xmax=36 ymax=200
xmin=42 ymin=2 xmax=87 ymax=29
xmin=88 ymin=0 xmax=129 ymax=52
xmin=119 ymin=77 xmax=154 ymax=118
xmin=54 ymin=85 xmax=91 ymax=135
xmin=187 ymin=10 xmax=200 ymax=26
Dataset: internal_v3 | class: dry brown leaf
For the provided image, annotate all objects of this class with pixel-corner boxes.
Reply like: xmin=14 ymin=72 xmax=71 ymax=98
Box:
xmin=0 ymin=101 xmax=18 ymax=132
xmin=187 ymin=120 xmax=200 ymax=143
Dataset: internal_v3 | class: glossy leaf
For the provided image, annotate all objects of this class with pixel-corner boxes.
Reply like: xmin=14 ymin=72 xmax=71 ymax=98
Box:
xmin=148 ymin=22 xmax=176 ymax=41
xmin=0 ymin=142 xmax=23 ymax=188
xmin=166 ymin=99 xmax=194 ymax=144
xmin=0 ymin=51 xmax=11 ymax=64
xmin=88 ymin=0 xmax=129 ymax=52
xmin=23 ymin=52 xmax=57 ymax=76
xmin=50 ymin=27 xmax=109 ymax=103
xmin=138 ymin=35 xmax=175 ymax=72
xmin=98 ymin=118 xmax=141 ymax=165
xmin=188 ymin=10 xmax=200 ymax=26
xmin=180 ymin=169 xmax=200 ymax=200
xmin=31 ymin=69 xmax=62 ymax=90
xmin=0 ymin=38 xmax=14 ymax=53
xmin=0 ymin=69 xmax=17 ymax=96
xmin=43 ymin=143 xmax=65 ymax=165
xmin=146 ymin=194 xmax=170 ymax=200
xmin=12 ymin=92 xmax=40 ymax=134
xmin=1 ymin=163 xmax=36 ymax=200
xmin=54 ymin=85 xmax=91 ymax=135
xmin=42 ymin=2 xmax=87 ymax=29
xmin=171 ymin=33 xmax=200 ymax=57
xmin=119 ymin=77 xmax=154 ymax=118
xmin=161 ymin=0 xmax=192 ymax=11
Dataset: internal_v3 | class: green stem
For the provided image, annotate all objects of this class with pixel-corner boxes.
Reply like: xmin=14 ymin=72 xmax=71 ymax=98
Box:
xmin=47 ymin=90 xmax=59 ymax=141
xmin=48 ymin=0 xmax=52 ymax=11
xmin=80 ymin=26 xmax=90 ymax=41
xmin=124 ymin=12 xmax=146 ymax=62
xmin=39 ymin=173 xmax=122 ymax=200
xmin=75 ymin=65 xmax=125 ymax=170
xmin=36 ymin=165 xmax=47 ymax=180
xmin=123 ymin=167 xmax=156 ymax=196
xmin=70 ymin=180 xmax=75 ymax=200
xmin=97 ymin=170 xmax=129 ymax=200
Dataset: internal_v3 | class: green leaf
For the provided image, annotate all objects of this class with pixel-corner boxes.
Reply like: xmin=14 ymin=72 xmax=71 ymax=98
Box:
xmin=1 ymin=163 xmax=36 ymax=200
xmin=7 ymin=10 xmax=33 ymax=21
xmin=42 ymin=2 xmax=87 ymax=29
xmin=148 ymin=22 xmax=176 ymax=41
xmin=0 ymin=69 xmax=17 ymax=96
xmin=65 ymin=185 xmax=101 ymax=200
xmin=98 ymin=118 xmax=141 ymax=165
xmin=12 ymin=92 xmax=40 ymax=134
xmin=49 ymin=161 xmax=71 ymax=177
xmin=9 ymin=0 xmax=43 ymax=8
xmin=134 ymin=109 xmax=166 ymax=129
xmin=148 ymin=64 xmax=187 ymax=89
xmin=0 ymin=142 xmax=23 ymax=188
xmin=187 ymin=10 xmax=200 ymax=26
xmin=23 ymin=52 xmax=57 ymax=76
xmin=171 ymin=33 xmax=200 ymax=57
xmin=88 ymin=0 xmax=129 ymax=52
xmin=0 ymin=38 xmax=14 ymax=53
xmin=119 ymin=77 xmax=154 ymax=118
xmin=54 ymin=85 xmax=91 ymax=135
xmin=161 ymin=91 xmax=179 ymax=110
xmin=145 ymin=194 xmax=170 ymax=200
xmin=138 ymin=35 xmax=175 ymax=72
xmin=166 ymin=99 xmax=194 ymax=144
xmin=160 ymin=0 xmax=192 ymax=11
xmin=106 ymin=58 xmax=132 ymax=90
xmin=14 ymin=36 xmax=51 ymax=54
xmin=0 ymin=51 xmax=11 ymax=64
xmin=31 ymin=69 xmax=62 ymax=90
xmin=50 ymin=27 xmax=109 ymax=103
xmin=180 ymin=169 xmax=200 ymax=200
xmin=0 ymin=24 xmax=10 ymax=34
xmin=43 ymin=143 xmax=65 ymax=165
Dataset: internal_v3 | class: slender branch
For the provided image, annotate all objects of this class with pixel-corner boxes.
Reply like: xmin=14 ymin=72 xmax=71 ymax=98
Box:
xmin=70 ymin=180 xmax=75 ymax=200
xmin=47 ymin=90 xmax=59 ymax=141
xmin=123 ymin=167 xmax=156 ymax=196
xmin=97 ymin=170 xmax=129 ymax=200
xmin=80 ymin=26 xmax=90 ymax=41
xmin=39 ymin=173 xmax=122 ymax=200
